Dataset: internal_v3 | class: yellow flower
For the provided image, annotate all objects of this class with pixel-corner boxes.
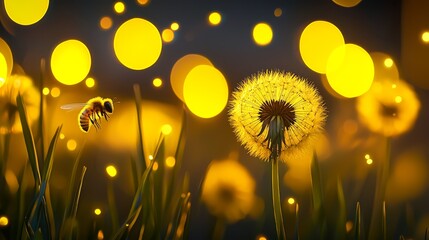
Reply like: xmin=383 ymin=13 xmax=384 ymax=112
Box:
xmin=0 ymin=74 xmax=40 ymax=134
xmin=229 ymin=70 xmax=326 ymax=162
xmin=356 ymin=78 xmax=420 ymax=137
xmin=201 ymin=155 xmax=255 ymax=223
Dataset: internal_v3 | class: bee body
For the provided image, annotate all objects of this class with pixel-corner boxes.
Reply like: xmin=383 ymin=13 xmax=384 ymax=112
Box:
xmin=78 ymin=97 xmax=114 ymax=133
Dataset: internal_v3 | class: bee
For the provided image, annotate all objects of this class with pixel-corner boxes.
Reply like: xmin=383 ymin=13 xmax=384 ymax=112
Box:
xmin=61 ymin=97 xmax=114 ymax=133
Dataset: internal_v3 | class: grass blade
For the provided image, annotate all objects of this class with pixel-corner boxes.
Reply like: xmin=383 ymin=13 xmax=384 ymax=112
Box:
xmin=353 ymin=202 xmax=361 ymax=240
xmin=17 ymin=94 xmax=41 ymax=186
xmin=335 ymin=177 xmax=346 ymax=240
xmin=37 ymin=58 xmax=46 ymax=163
xmin=294 ymin=203 xmax=300 ymax=240
xmin=133 ymin=84 xmax=147 ymax=173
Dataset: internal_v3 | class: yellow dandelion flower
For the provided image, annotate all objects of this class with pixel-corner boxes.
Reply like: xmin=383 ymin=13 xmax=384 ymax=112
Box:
xmin=229 ymin=70 xmax=326 ymax=162
xmin=0 ymin=74 xmax=40 ymax=133
xmin=201 ymin=157 xmax=255 ymax=223
xmin=356 ymin=78 xmax=420 ymax=137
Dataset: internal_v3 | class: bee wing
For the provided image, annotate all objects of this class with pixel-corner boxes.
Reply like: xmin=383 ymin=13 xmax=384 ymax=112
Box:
xmin=60 ymin=103 xmax=88 ymax=111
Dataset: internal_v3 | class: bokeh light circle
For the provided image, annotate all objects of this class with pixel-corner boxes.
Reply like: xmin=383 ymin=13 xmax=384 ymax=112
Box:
xmin=370 ymin=52 xmax=399 ymax=82
xmin=252 ymin=22 xmax=273 ymax=46
xmin=100 ymin=16 xmax=113 ymax=30
xmin=208 ymin=12 xmax=222 ymax=26
xmin=0 ymin=38 xmax=13 ymax=78
xmin=4 ymin=0 xmax=49 ymax=25
xmin=114 ymin=18 xmax=162 ymax=70
xmin=183 ymin=65 xmax=228 ymax=118
xmin=326 ymin=43 xmax=374 ymax=98
xmin=170 ymin=54 xmax=213 ymax=101
xmin=0 ymin=54 xmax=7 ymax=87
xmin=332 ymin=0 xmax=362 ymax=7
xmin=299 ymin=20 xmax=345 ymax=74
xmin=162 ymin=29 xmax=174 ymax=43
xmin=50 ymin=39 xmax=91 ymax=85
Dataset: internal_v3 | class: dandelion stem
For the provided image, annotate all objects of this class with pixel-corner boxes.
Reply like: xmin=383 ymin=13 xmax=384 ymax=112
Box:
xmin=272 ymin=156 xmax=286 ymax=240
xmin=212 ymin=217 xmax=225 ymax=240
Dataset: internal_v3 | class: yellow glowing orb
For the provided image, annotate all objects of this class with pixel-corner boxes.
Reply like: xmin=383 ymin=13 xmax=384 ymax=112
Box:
xmin=171 ymin=22 xmax=179 ymax=31
xmin=67 ymin=139 xmax=77 ymax=151
xmin=208 ymin=12 xmax=222 ymax=26
xmin=287 ymin=197 xmax=295 ymax=205
xmin=94 ymin=208 xmax=101 ymax=215
xmin=51 ymin=39 xmax=91 ymax=85
xmin=85 ymin=77 xmax=95 ymax=88
xmin=4 ymin=0 xmax=49 ymax=25
xmin=332 ymin=0 xmax=362 ymax=7
xmin=114 ymin=18 xmax=162 ymax=70
xmin=114 ymin=2 xmax=125 ymax=14
xmin=0 ymin=53 xmax=7 ymax=88
xmin=252 ymin=22 xmax=273 ymax=46
xmin=50 ymin=87 xmax=60 ymax=98
xmin=370 ymin=52 xmax=399 ymax=82
xmin=137 ymin=0 xmax=150 ymax=5
xmin=170 ymin=54 xmax=213 ymax=101
xmin=0 ymin=38 xmax=13 ymax=78
xmin=326 ymin=44 xmax=374 ymax=98
xmin=366 ymin=159 xmax=373 ymax=165
xmin=165 ymin=156 xmax=176 ymax=168
xmin=0 ymin=216 xmax=8 ymax=226
xmin=299 ymin=20 xmax=345 ymax=73
xmin=162 ymin=28 xmax=175 ymax=43
xmin=106 ymin=165 xmax=117 ymax=177
xmin=60 ymin=133 xmax=65 ymax=139
xmin=42 ymin=87 xmax=50 ymax=95
xmin=183 ymin=65 xmax=228 ymax=118
xmin=421 ymin=31 xmax=429 ymax=43
xmin=161 ymin=124 xmax=172 ymax=135
xmin=100 ymin=16 xmax=113 ymax=30
xmin=153 ymin=77 xmax=162 ymax=87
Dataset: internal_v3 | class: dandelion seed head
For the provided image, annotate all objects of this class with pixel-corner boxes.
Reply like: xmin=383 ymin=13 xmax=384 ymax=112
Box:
xmin=229 ymin=70 xmax=326 ymax=162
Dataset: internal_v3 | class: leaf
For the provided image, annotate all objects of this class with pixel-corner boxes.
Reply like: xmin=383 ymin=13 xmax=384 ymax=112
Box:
xmin=17 ymin=94 xmax=41 ymax=186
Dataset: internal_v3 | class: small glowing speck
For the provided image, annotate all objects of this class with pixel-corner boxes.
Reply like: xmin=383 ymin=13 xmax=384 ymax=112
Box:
xmin=94 ymin=208 xmax=101 ymax=215
xmin=422 ymin=31 xmax=429 ymax=43
xmin=100 ymin=16 xmax=113 ymax=30
xmin=51 ymin=87 xmax=61 ymax=98
xmin=274 ymin=8 xmax=282 ymax=17
xmin=208 ymin=11 xmax=222 ymax=26
xmin=86 ymin=77 xmax=95 ymax=88
xmin=171 ymin=22 xmax=179 ymax=31
xmin=384 ymin=58 xmax=393 ymax=68
xmin=106 ymin=165 xmax=117 ymax=178
xmin=42 ymin=87 xmax=50 ymax=95
xmin=114 ymin=2 xmax=125 ymax=14
xmin=346 ymin=221 xmax=353 ymax=232
xmin=366 ymin=159 xmax=373 ymax=165
xmin=67 ymin=139 xmax=77 ymax=151
xmin=257 ymin=235 xmax=268 ymax=240
xmin=165 ymin=156 xmax=176 ymax=168
xmin=162 ymin=28 xmax=175 ymax=43
xmin=148 ymin=155 xmax=154 ymax=160
xmin=364 ymin=154 xmax=370 ymax=159
xmin=161 ymin=124 xmax=172 ymax=135
xmin=97 ymin=230 xmax=104 ymax=240
xmin=153 ymin=162 xmax=159 ymax=171
xmin=392 ymin=84 xmax=397 ymax=89
xmin=137 ymin=0 xmax=150 ymax=5
xmin=153 ymin=77 xmax=162 ymax=87
xmin=60 ymin=133 xmax=65 ymax=139
xmin=395 ymin=96 xmax=402 ymax=103
xmin=287 ymin=197 xmax=295 ymax=205
xmin=0 ymin=216 xmax=8 ymax=226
